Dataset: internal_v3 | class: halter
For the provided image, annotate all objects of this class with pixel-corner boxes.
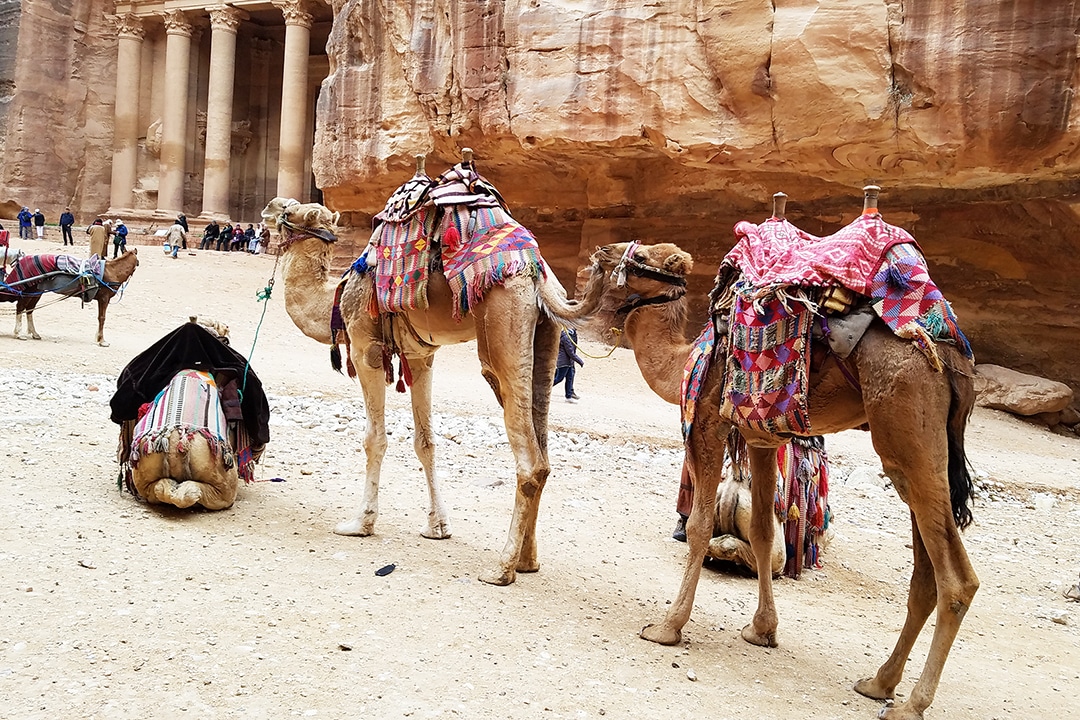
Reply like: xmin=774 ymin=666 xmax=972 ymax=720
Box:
xmin=611 ymin=241 xmax=688 ymax=288
xmin=276 ymin=200 xmax=339 ymax=248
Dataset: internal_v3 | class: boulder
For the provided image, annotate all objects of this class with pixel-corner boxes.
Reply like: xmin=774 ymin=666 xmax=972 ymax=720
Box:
xmin=974 ymin=364 xmax=1074 ymax=416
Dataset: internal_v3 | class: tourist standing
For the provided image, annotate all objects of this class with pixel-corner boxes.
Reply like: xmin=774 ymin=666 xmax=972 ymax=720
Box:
xmin=59 ymin=207 xmax=75 ymax=245
xmin=17 ymin=207 xmax=32 ymax=239
xmin=256 ymin=223 xmax=270 ymax=255
xmin=245 ymin=224 xmax=257 ymax=253
xmin=86 ymin=218 xmax=108 ymax=258
xmin=112 ymin=219 xmax=129 ymax=258
xmin=33 ymin=209 xmax=45 ymax=239
xmin=552 ymin=328 xmax=584 ymax=402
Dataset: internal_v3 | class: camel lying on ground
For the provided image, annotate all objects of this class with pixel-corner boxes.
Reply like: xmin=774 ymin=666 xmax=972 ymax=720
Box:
xmin=579 ymin=227 xmax=977 ymax=719
xmin=263 ymin=162 xmax=603 ymax=585
xmin=1 ymin=249 xmax=138 ymax=346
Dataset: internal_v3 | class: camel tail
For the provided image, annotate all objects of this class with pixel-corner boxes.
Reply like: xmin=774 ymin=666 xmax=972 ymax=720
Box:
xmin=535 ymin=260 xmax=607 ymax=326
xmin=946 ymin=355 xmax=977 ymax=530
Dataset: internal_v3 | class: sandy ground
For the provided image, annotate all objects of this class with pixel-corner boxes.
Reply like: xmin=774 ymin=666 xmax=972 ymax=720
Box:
xmin=1 ymin=236 xmax=1078 ymax=720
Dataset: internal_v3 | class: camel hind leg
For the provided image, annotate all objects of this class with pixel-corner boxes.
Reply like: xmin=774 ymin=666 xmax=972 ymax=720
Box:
xmin=474 ymin=280 xmax=549 ymax=585
xmin=856 ymin=364 xmax=978 ymax=719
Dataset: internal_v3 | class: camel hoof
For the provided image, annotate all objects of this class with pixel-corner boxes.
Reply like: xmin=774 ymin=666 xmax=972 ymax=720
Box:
xmin=334 ymin=517 xmax=375 ymax=536
xmin=31 ymin=333 xmax=42 ymax=340
xmin=15 ymin=334 xmax=27 ymax=341
xmin=421 ymin=520 xmax=452 ymax=540
xmin=740 ymin=623 xmax=778 ymax=648
xmin=640 ymin=623 xmax=681 ymax=646
xmin=479 ymin=565 xmax=516 ymax=586
xmin=854 ymin=677 xmax=894 ymax=701
xmin=877 ymin=701 xmax=920 ymax=720
xmin=98 ymin=340 xmax=110 ymax=347
xmin=515 ymin=559 xmax=540 ymax=573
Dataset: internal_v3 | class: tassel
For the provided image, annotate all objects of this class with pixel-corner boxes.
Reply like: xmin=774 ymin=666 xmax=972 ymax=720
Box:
xmin=400 ymin=354 xmax=413 ymax=387
xmin=382 ymin=346 xmax=394 ymax=386
xmin=443 ymin=225 xmax=460 ymax=253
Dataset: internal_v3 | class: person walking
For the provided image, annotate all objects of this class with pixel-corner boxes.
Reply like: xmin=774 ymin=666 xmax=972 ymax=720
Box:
xmin=86 ymin=218 xmax=108 ymax=258
xmin=200 ymin=219 xmax=220 ymax=250
xmin=552 ymin=328 xmax=584 ymax=403
xmin=112 ymin=219 xmax=129 ymax=258
xmin=17 ymin=207 xmax=32 ymax=239
xmin=166 ymin=220 xmax=187 ymax=258
xmin=59 ymin=207 xmax=75 ymax=246
xmin=33 ymin=209 xmax=46 ymax=239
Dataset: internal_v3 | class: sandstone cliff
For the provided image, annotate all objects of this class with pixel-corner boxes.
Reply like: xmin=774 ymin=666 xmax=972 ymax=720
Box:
xmin=314 ymin=0 xmax=1080 ymax=398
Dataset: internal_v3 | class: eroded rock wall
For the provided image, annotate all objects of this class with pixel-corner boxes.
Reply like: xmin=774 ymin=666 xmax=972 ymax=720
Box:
xmin=315 ymin=0 xmax=1080 ymax=396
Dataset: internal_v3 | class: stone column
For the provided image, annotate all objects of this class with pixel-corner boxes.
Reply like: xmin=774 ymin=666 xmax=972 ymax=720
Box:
xmin=157 ymin=10 xmax=193 ymax=216
xmin=201 ymin=5 xmax=247 ymax=218
xmin=274 ymin=0 xmax=313 ymax=201
xmin=108 ymin=14 xmax=145 ymax=212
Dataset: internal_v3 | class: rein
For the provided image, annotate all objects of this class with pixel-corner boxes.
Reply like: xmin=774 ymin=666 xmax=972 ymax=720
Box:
xmin=611 ymin=241 xmax=687 ymax=288
xmin=278 ymin=217 xmax=338 ymax=246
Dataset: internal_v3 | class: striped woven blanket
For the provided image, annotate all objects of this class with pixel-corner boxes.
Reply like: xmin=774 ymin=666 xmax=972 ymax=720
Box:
xmin=373 ymin=209 xmax=432 ymax=313
xmin=4 ymin=253 xmax=104 ymax=289
xmin=129 ymin=369 xmax=234 ymax=472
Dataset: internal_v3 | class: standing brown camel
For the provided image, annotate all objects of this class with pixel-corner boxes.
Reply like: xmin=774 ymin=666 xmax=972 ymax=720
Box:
xmin=2 ymin=249 xmax=139 ymax=346
xmin=262 ymin=193 xmax=604 ymax=586
xmin=580 ymin=236 xmax=977 ymax=719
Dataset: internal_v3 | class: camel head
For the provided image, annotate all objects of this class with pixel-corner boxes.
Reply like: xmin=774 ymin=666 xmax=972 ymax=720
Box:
xmin=584 ymin=241 xmax=693 ymax=344
xmin=261 ymin=197 xmax=339 ymax=249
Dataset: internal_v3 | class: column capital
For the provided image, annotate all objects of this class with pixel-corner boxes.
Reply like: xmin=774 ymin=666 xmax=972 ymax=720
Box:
xmin=109 ymin=13 xmax=146 ymax=41
xmin=273 ymin=0 xmax=313 ymax=28
xmin=163 ymin=9 xmax=194 ymax=37
xmin=208 ymin=5 xmax=248 ymax=34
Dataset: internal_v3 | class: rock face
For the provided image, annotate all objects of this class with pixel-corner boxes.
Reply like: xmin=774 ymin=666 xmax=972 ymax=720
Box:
xmin=312 ymin=0 xmax=1080 ymax=398
xmin=1 ymin=0 xmax=1078 ymax=399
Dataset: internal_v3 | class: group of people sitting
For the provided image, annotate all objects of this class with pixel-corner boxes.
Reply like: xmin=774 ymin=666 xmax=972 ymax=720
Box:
xmin=199 ymin=220 xmax=270 ymax=254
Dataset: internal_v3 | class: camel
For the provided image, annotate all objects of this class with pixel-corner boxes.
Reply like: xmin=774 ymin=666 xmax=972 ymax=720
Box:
xmin=1 ymin=249 xmax=138 ymax=346
xmin=579 ymin=224 xmax=977 ymax=718
xmin=113 ymin=319 xmax=268 ymax=511
xmin=261 ymin=166 xmax=604 ymax=585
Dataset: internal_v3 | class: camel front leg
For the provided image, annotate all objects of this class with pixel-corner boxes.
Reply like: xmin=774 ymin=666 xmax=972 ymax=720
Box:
xmin=13 ymin=308 xmax=25 ymax=339
xmin=740 ymin=444 xmax=780 ymax=647
xmin=96 ymin=295 xmax=111 ymax=346
xmin=855 ymin=511 xmax=936 ymax=704
xmin=407 ymin=355 xmax=451 ymax=539
xmin=641 ymin=436 xmax=723 ymax=645
xmin=334 ymin=362 xmax=388 ymax=537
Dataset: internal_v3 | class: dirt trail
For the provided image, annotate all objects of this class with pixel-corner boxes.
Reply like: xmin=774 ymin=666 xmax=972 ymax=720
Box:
xmin=1 ymin=238 xmax=1077 ymax=719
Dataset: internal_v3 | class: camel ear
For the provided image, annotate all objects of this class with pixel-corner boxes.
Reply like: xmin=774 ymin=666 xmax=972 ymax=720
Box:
xmin=300 ymin=207 xmax=326 ymax=227
xmin=331 ymin=211 xmax=341 ymax=226
xmin=664 ymin=252 xmax=692 ymax=276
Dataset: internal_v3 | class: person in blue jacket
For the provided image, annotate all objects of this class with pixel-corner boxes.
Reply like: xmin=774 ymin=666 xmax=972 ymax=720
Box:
xmin=17 ymin=207 xmax=32 ymax=239
xmin=552 ymin=328 xmax=584 ymax=403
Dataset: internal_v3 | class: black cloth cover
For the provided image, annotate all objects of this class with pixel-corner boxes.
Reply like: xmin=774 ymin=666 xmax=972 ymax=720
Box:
xmin=109 ymin=322 xmax=270 ymax=446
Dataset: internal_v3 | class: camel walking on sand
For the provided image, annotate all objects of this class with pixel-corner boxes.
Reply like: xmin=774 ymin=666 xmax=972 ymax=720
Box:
xmin=576 ymin=217 xmax=977 ymax=717
xmin=262 ymin=174 xmax=604 ymax=586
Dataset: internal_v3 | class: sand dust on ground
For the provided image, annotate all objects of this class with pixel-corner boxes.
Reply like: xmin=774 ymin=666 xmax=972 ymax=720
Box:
xmin=1 ymin=237 xmax=1078 ymax=719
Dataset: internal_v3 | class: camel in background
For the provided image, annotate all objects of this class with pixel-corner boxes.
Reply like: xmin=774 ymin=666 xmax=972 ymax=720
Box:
xmin=2 ymin=249 xmax=138 ymax=346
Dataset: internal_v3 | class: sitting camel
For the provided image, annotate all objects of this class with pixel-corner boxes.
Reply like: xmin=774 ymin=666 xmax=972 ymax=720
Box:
xmin=262 ymin=158 xmax=603 ymax=585
xmin=111 ymin=320 xmax=269 ymax=511
xmin=1 ymin=249 xmax=138 ymax=346
xmin=579 ymin=202 xmax=977 ymax=718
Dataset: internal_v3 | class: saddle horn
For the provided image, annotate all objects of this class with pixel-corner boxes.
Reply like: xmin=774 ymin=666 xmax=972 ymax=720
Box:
xmin=772 ymin=192 xmax=788 ymax=220
xmin=862 ymin=184 xmax=881 ymax=214
xmin=461 ymin=147 xmax=474 ymax=168
xmin=415 ymin=154 xmax=426 ymax=176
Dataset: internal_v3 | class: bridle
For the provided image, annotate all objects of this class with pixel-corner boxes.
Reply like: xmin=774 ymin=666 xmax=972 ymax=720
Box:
xmin=275 ymin=200 xmax=338 ymax=248
xmin=608 ymin=241 xmax=688 ymax=317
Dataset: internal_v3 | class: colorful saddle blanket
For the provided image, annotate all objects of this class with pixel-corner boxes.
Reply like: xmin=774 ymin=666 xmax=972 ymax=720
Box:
xmin=4 ymin=253 xmax=104 ymax=289
xmin=366 ymin=162 xmax=542 ymax=318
